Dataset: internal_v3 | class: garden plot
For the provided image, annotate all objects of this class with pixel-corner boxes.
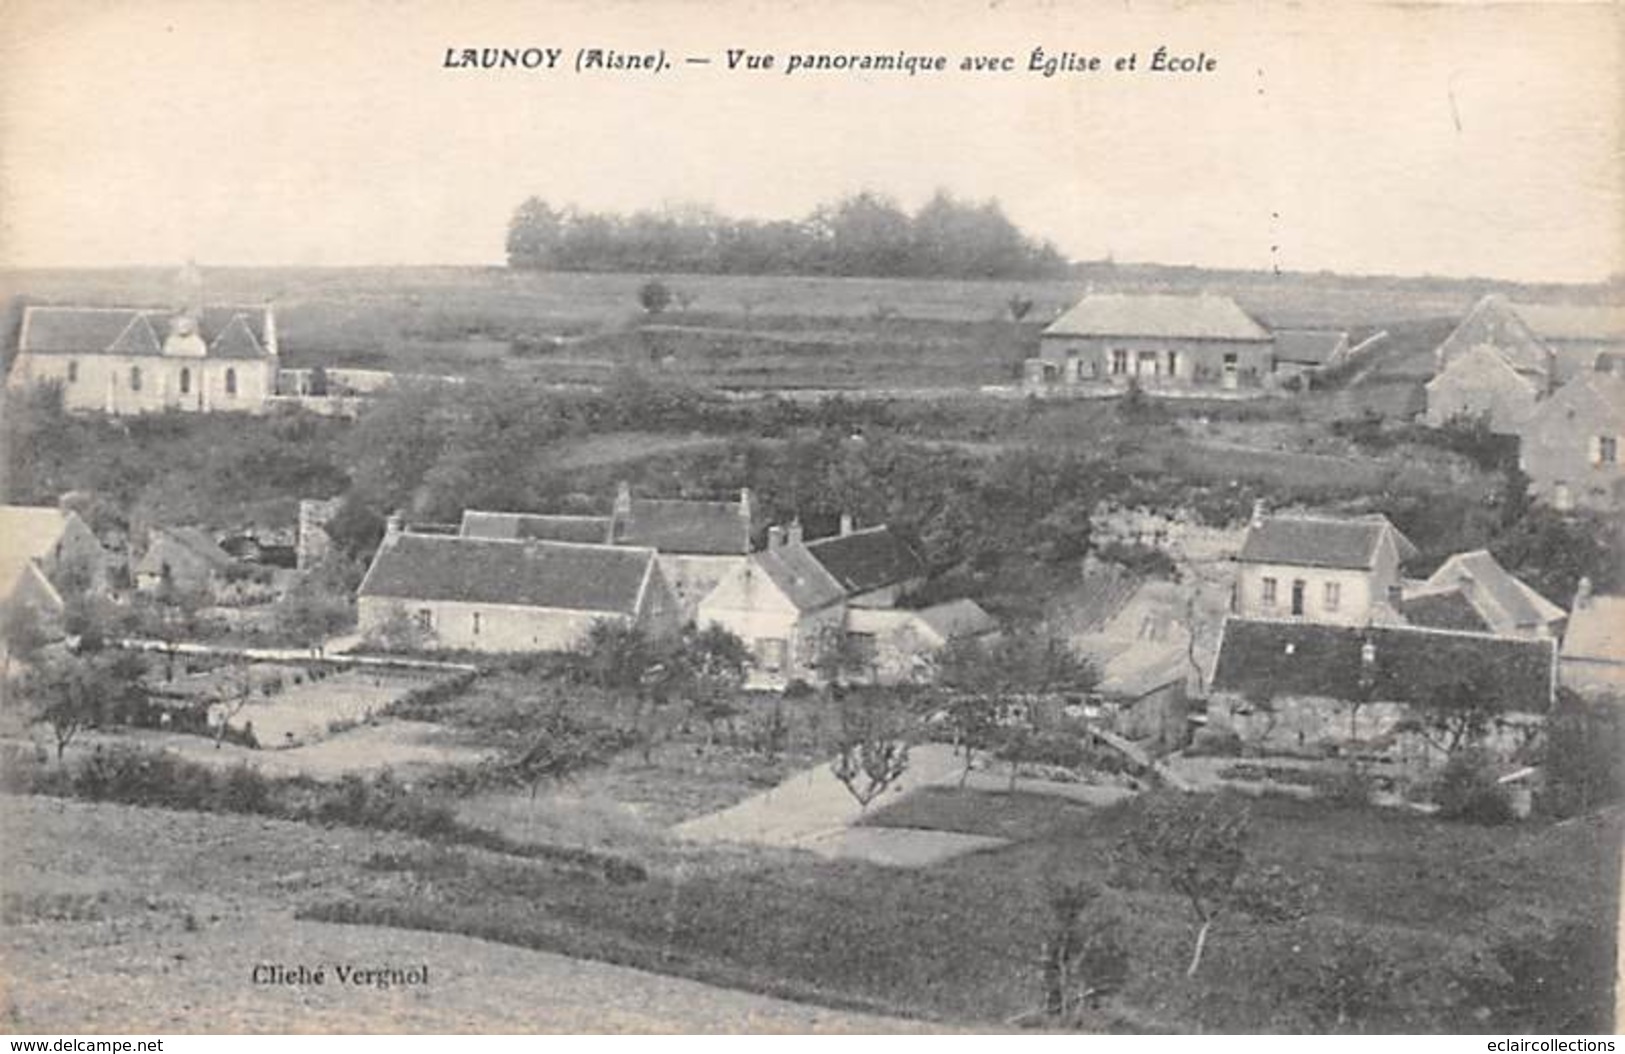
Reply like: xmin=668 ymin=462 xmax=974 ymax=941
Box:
xmin=219 ymin=668 xmax=440 ymax=748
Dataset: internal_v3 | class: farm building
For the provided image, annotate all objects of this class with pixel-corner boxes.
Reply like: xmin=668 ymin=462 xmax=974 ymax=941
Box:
xmin=1398 ymin=550 xmax=1565 ymax=639
xmin=1208 ymin=616 xmax=1557 ymax=753
xmin=1512 ymin=301 xmax=1625 ymax=380
xmin=356 ymin=526 xmax=678 ymax=653
xmin=1515 ymin=371 xmax=1625 ymax=512
xmin=1232 ymin=506 xmax=1416 ymax=627
xmin=844 ymin=598 xmax=999 ymax=686
xmin=7 ymin=305 xmax=278 ymax=415
xmin=135 ymin=527 xmax=235 ymax=596
xmin=1027 ymin=292 xmax=1274 ymax=392
xmin=0 ymin=505 xmax=108 ymax=632
xmin=1559 ymin=580 xmax=1625 ymax=697
xmin=1269 ymin=329 xmax=1350 ymax=381
xmin=461 ymin=483 xmax=754 ymax=619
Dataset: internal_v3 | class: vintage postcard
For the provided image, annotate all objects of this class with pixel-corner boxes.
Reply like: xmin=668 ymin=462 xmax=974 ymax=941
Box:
xmin=0 ymin=0 xmax=1620 ymax=1038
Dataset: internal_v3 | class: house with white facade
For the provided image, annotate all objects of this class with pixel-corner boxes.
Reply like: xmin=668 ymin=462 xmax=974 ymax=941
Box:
xmin=356 ymin=525 xmax=679 ymax=653
xmin=1559 ymin=579 xmax=1625 ymax=697
xmin=1232 ymin=506 xmax=1416 ymax=625
xmin=7 ymin=305 xmax=279 ymax=415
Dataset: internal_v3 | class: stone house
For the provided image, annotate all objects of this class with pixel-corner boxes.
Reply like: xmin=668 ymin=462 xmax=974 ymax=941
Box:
xmin=1232 ymin=507 xmax=1417 ymax=626
xmin=7 ymin=305 xmax=278 ymax=415
xmin=843 ymin=597 xmax=999 ymax=686
xmin=356 ymin=527 xmax=678 ymax=653
xmin=1027 ymin=292 xmax=1274 ymax=392
xmin=1208 ymin=616 xmax=1557 ymax=755
xmin=697 ymin=519 xmax=942 ymax=689
xmin=1511 ymin=302 xmax=1625 ymax=380
xmin=460 ymin=483 xmax=754 ymax=621
xmin=1424 ymin=295 xmax=1556 ymax=433
xmin=1559 ymin=580 xmax=1625 ymax=697
xmin=134 ymin=527 xmax=236 ymax=597
xmin=0 ymin=505 xmax=109 ymax=632
xmin=1515 ymin=371 xmax=1625 ymax=512
xmin=1398 ymin=549 xmax=1565 ymax=639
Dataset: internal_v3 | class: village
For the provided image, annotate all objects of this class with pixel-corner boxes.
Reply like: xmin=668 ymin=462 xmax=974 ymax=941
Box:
xmin=0 ymin=264 xmax=1621 ymax=1033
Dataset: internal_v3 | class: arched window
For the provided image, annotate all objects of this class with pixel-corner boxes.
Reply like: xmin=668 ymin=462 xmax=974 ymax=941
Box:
xmin=66 ymin=361 xmax=78 ymax=383
xmin=179 ymin=368 xmax=191 ymax=394
xmin=129 ymin=366 xmax=142 ymax=391
xmin=225 ymin=368 xmax=237 ymax=396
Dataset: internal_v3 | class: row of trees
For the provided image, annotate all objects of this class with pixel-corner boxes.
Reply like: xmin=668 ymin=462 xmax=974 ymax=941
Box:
xmin=505 ymin=191 xmax=1070 ymax=279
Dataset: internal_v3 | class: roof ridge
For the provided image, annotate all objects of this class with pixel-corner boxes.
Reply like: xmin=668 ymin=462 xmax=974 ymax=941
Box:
xmin=1226 ymin=613 xmax=1548 ymax=646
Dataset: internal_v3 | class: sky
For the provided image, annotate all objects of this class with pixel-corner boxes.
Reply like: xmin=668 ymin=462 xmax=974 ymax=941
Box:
xmin=1 ymin=0 xmax=1620 ymax=282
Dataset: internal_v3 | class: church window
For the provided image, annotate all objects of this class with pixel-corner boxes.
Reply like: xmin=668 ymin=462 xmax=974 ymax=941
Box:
xmin=179 ymin=368 xmax=191 ymax=394
xmin=130 ymin=366 xmax=142 ymax=391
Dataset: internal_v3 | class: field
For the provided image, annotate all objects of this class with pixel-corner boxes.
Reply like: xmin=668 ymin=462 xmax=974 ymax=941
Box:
xmin=6 ymin=263 xmax=1609 ymax=391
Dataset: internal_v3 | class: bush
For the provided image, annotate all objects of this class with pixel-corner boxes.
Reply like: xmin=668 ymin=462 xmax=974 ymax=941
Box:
xmin=1320 ymin=763 xmax=1376 ymax=808
xmin=1435 ymin=750 xmax=1514 ymax=825
xmin=1188 ymin=726 xmax=1244 ymax=757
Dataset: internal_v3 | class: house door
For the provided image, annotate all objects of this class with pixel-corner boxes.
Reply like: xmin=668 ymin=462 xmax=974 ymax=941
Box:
xmin=1290 ymin=579 xmax=1305 ymax=616
xmin=1136 ymin=351 xmax=1160 ymax=378
xmin=1222 ymin=353 xmax=1239 ymax=390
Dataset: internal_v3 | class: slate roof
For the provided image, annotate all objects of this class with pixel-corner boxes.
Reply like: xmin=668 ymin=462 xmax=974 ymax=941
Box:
xmin=1044 ymin=293 xmax=1271 ymax=342
xmin=1237 ymin=515 xmax=1416 ymax=571
xmin=1210 ymin=617 xmax=1556 ymax=713
xmin=1272 ymin=329 xmax=1348 ymax=366
xmin=460 ymin=510 xmax=612 ymax=545
xmin=1561 ymin=596 xmax=1625 ymax=665
xmin=358 ymin=533 xmax=656 ymax=615
xmin=1420 ymin=550 xmax=1564 ymax=633
xmin=804 ymin=525 xmax=927 ymax=596
xmin=1435 ymin=295 xmax=1552 ymax=377
xmin=19 ymin=306 xmax=275 ymax=358
xmin=610 ymin=498 xmax=751 ymax=556
xmin=1399 ymin=589 xmax=1492 ymax=633
xmin=752 ymin=544 xmax=847 ymax=612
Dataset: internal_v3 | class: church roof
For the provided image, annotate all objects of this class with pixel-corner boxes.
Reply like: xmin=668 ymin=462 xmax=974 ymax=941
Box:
xmin=19 ymin=305 xmax=275 ymax=359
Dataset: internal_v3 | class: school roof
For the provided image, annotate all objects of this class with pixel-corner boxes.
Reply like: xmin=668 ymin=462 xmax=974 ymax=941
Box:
xmin=609 ymin=497 xmax=751 ymax=556
xmin=460 ymin=510 xmax=613 ymax=545
xmin=18 ymin=305 xmax=275 ymax=359
xmin=1210 ymin=616 xmax=1556 ymax=713
xmin=1237 ymin=514 xmax=1416 ymax=571
xmin=358 ymin=533 xmax=656 ymax=615
xmin=804 ymin=525 xmax=927 ymax=596
xmin=1043 ymin=293 xmax=1271 ymax=342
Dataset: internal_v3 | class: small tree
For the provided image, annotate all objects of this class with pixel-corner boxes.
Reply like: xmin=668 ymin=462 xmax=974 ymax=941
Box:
xmin=1041 ymin=882 xmax=1129 ymax=1020
xmin=1116 ymin=790 xmax=1251 ymax=976
xmin=1007 ymin=295 xmax=1035 ymax=323
xmin=363 ymin=603 xmax=432 ymax=653
xmin=512 ymin=713 xmax=618 ymax=799
xmin=1404 ymin=668 xmax=1500 ymax=756
xmin=1 ymin=603 xmax=52 ymax=707
xmin=24 ymin=652 xmax=109 ymax=762
xmin=211 ymin=660 xmax=256 ymax=748
xmin=830 ymin=695 xmax=911 ymax=808
xmin=637 ymin=279 xmax=672 ymax=315
xmin=676 ymin=624 xmax=750 ymax=748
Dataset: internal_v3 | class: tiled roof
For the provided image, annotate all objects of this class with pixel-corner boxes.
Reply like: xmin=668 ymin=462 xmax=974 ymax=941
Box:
xmin=1045 ymin=563 xmax=1143 ymax=640
xmin=1211 ymin=616 xmax=1555 ymax=713
xmin=1237 ymin=515 xmax=1415 ymax=571
xmin=1399 ymin=589 xmax=1491 ymax=633
xmin=1422 ymin=550 xmax=1564 ymax=632
xmin=461 ymin=510 xmax=612 ymax=545
xmin=1272 ymin=329 xmax=1348 ymax=366
xmin=1561 ymin=596 xmax=1625 ymax=665
xmin=1436 ymin=295 xmax=1551 ymax=376
xmin=610 ymin=498 xmax=750 ymax=556
xmin=752 ymin=544 xmax=847 ymax=612
xmin=1044 ymin=293 xmax=1271 ymax=342
xmin=19 ymin=306 xmax=274 ymax=359
xmin=804 ymin=525 xmax=926 ymax=596
xmin=359 ymin=533 xmax=655 ymax=615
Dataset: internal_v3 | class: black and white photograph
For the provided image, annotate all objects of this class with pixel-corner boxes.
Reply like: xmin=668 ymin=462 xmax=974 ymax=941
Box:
xmin=0 ymin=0 xmax=1620 ymax=1038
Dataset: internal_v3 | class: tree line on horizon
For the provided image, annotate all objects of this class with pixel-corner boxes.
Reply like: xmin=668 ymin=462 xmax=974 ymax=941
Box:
xmin=504 ymin=190 xmax=1070 ymax=280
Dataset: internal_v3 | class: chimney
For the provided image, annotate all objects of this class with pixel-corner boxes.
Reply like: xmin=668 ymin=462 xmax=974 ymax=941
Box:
xmin=738 ymin=487 xmax=754 ymax=524
xmin=787 ymin=521 xmax=804 ymax=546
xmin=1575 ymin=576 xmax=1594 ymax=611
xmin=767 ymin=525 xmax=786 ymax=550
xmin=839 ymin=512 xmax=854 ymax=536
xmin=1250 ymin=499 xmax=1267 ymax=530
xmin=385 ymin=511 xmax=403 ymax=537
xmin=613 ymin=481 xmax=633 ymax=519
